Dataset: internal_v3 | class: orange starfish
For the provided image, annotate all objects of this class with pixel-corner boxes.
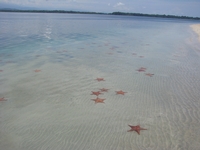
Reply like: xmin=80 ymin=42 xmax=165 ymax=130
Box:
xmin=99 ymin=88 xmax=109 ymax=92
xmin=0 ymin=97 xmax=7 ymax=101
xmin=96 ymin=78 xmax=105 ymax=81
xmin=34 ymin=69 xmax=41 ymax=72
xmin=145 ymin=73 xmax=154 ymax=77
xmin=116 ymin=90 xmax=127 ymax=95
xmin=127 ymin=125 xmax=147 ymax=135
xmin=91 ymin=97 xmax=105 ymax=104
xmin=91 ymin=91 xmax=102 ymax=96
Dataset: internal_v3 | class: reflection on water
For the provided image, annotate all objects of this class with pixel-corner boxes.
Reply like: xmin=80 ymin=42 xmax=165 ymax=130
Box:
xmin=0 ymin=12 xmax=200 ymax=150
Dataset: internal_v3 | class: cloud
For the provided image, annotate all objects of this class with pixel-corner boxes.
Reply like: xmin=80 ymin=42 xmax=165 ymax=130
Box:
xmin=112 ymin=2 xmax=130 ymax=12
xmin=114 ymin=2 xmax=125 ymax=7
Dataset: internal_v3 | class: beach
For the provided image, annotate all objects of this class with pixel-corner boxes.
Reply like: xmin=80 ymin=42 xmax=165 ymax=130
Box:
xmin=190 ymin=24 xmax=200 ymax=42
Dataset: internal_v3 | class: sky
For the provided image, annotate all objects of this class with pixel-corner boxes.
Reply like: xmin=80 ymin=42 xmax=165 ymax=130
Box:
xmin=0 ymin=0 xmax=200 ymax=17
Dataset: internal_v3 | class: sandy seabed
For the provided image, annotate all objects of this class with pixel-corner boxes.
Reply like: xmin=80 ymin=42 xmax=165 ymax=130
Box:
xmin=1 ymin=23 xmax=200 ymax=150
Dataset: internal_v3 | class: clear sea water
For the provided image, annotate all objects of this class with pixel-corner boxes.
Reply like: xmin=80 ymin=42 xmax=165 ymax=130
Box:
xmin=0 ymin=12 xmax=200 ymax=150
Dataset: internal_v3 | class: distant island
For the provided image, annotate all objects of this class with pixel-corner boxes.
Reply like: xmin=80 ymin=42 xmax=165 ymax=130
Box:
xmin=0 ymin=9 xmax=200 ymax=20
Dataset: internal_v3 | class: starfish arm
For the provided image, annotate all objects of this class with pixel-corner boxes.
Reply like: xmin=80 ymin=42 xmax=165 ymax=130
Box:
xmin=0 ymin=97 xmax=7 ymax=101
xmin=136 ymin=130 xmax=140 ymax=135
xmin=95 ymin=101 xmax=105 ymax=104
xmin=140 ymin=128 xmax=147 ymax=130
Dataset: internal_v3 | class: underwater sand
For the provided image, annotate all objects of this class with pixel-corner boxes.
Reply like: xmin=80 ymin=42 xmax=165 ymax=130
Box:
xmin=0 ymin=13 xmax=200 ymax=150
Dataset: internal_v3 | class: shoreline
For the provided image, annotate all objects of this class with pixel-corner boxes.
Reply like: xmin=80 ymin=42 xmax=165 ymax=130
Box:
xmin=190 ymin=24 xmax=200 ymax=42
xmin=0 ymin=10 xmax=200 ymax=20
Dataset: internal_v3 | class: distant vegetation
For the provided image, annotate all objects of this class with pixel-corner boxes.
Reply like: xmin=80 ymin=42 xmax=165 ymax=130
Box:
xmin=0 ymin=9 xmax=105 ymax=15
xmin=111 ymin=12 xmax=200 ymax=20
xmin=0 ymin=9 xmax=200 ymax=20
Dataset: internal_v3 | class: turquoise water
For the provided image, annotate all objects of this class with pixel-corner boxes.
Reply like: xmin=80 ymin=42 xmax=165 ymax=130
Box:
xmin=0 ymin=13 xmax=198 ymax=64
xmin=0 ymin=12 xmax=200 ymax=150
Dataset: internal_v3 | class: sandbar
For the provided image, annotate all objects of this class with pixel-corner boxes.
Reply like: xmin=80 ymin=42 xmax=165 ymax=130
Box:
xmin=190 ymin=24 xmax=200 ymax=42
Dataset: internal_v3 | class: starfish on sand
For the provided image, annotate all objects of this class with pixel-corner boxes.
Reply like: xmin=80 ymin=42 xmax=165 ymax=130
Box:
xmin=91 ymin=97 xmax=105 ymax=104
xmin=116 ymin=90 xmax=127 ymax=95
xmin=95 ymin=78 xmax=105 ymax=81
xmin=34 ymin=69 xmax=41 ymax=72
xmin=145 ymin=73 xmax=154 ymax=77
xmin=0 ymin=97 xmax=7 ymax=101
xmin=127 ymin=125 xmax=147 ymax=135
xmin=99 ymin=88 xmax=109 ymax=92
xmin=91 ymin=91 xmax=102 ymax=96
xmin=136 ymin=67 xmax=146 ymax=72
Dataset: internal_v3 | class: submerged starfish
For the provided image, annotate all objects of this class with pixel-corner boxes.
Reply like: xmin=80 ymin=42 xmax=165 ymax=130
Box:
xmin=91 ymin=91 xmax=103 ymax=96
xmin=136 ymin=67 xmax=146 ymax=72
xmin=0 ymin=97 xmax=7 ymax=101
xmin=91 ymin=97 xmax=105 ymax=104
xmin=96 ymin=78 xmax=105 ymax=81
xmin=145 ymin=73 xmax=154 ymax=77
xmin=116 ymin=90 xmax=127 ymax=95
xmin=127 ymin=125 xmax=147 ymax=135
xmin=99 ymin=88 xmax=109 ymax=92
xmin=34 ymin=69 xmax=41 ymax=72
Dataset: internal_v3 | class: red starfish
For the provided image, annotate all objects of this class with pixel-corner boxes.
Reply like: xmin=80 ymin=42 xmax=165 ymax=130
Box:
xmin=99 ymin=88 xmax=109 ymax=92
xmin=105 ymin=43 xmax=110 ymax=46
xmin=136 ymin=67 xmax=146 ymax=72
xmin=127 ymin=125 xmax=147 ymax=135
xmin=34 ymin=69 xmax=41 ymax=72
xmin=145 ymin=73 xmax=154 ymax=77
xmin=0 ymin=70 xmax=3 ymax=72
xmin=0 ymin=97 xmax=7 ymax=101
xmin=96 ymin=78 xmax=105 ymax=81
xmin=116 ymin=90 xmax=127 ymax=95
xmin=91 ymin=91 xmax=102 ymax=96
xmin=91 ymin=97 xmax=105 ymax=104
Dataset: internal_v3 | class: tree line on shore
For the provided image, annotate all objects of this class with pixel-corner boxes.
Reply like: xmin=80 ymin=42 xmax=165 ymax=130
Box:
xmin=0 ymin=9 xmax=200 ymax=20
xmin=111 ymin=12 xmax=200 ymax=20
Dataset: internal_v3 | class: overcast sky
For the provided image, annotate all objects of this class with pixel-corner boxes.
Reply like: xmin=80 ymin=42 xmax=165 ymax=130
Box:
xmin=0 ymin=0 xmax=200 ymax=17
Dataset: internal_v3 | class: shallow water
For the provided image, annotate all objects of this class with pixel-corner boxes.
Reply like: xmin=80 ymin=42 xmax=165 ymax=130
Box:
xmin=0 ymin=12 xmax=200 ymax=150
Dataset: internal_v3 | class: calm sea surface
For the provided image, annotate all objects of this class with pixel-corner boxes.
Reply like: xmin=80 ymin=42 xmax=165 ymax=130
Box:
xmin=0 ymin=12 xmax=200 ymax=150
